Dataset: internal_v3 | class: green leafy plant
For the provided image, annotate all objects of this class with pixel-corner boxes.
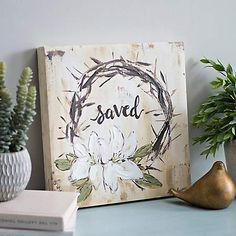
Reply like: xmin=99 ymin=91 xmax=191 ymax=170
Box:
xmin=0 ymin=61 xmax=36 ymax=153
xmin=193 ymin=58 xmax=236 ymax=157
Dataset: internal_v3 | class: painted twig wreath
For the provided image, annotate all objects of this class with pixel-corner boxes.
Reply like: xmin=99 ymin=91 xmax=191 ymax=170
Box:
xmin=66 ymin=57 xmax=173 ymax=156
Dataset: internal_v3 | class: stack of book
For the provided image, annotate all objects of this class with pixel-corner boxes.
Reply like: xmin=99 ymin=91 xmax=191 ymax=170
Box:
xmin=0 ymin=190 xmax=78 ymax=236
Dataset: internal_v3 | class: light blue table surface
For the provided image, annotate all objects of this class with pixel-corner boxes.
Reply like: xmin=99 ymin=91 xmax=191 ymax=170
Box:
xmin=76 ymin=197 xmax=236 ymax=236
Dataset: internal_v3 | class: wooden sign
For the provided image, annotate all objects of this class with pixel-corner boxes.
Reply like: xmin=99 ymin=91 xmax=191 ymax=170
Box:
xmin=37 ymin=42 xmax=190 ymax=207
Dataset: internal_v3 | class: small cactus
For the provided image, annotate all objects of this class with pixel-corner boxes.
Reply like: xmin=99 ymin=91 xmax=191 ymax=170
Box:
xmin=0 ymin=62 xmax=37 ymax=153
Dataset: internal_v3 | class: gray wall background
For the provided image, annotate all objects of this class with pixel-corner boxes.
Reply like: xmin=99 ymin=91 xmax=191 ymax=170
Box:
xmin=1 ymin=0 xmax=234 ymax=190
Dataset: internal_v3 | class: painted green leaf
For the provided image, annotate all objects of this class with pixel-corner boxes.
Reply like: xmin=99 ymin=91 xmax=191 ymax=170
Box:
xmin=66 ymin=153 xmax=77 ymax=161
xmin=135 ymin=173 xmax=162 ymax=189
xmin=77 ymin=182 xmax=92 ymax=203
xmin=138 ymin=165 xmax=145 ymax=171
xmin=55 ymin=159 xmax=72 ymax=171
xmin=134 ymin=144 xmax=153 ymax=157
xmin=131 ymin=144 xmax=153 ymax=163
xmin=72 ymin=177 xmax=89 ymax=189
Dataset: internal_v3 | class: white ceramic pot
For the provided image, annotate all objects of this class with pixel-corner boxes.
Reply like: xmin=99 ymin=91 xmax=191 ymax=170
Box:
xmin=0 ymin=148 xmax=32 ymax=201
xmin=224 ymin=140 xmax=236 ymax=185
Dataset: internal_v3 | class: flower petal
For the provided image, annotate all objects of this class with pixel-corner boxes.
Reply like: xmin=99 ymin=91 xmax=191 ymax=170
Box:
xmin=122 ymin=131 xmax=137 ymax=158
xmin=69 ymin=158 xmax=90 ymax=181
xmin=89 ymin=164 xmax=103 ymax=190
xmin=98 ymin=138 xmax=112 ymax=164
xmin=110 ymin=126 xmax=124 ymax=154
xmin=73 ymin=141 xmax=89 ymax=158
xmin=114 ymin=160 xmax=143 ymax=180
xmin=103 ymin=162 xmax=118 ymax=193
xmin=88 ymin=132 xmax=100 ymax=162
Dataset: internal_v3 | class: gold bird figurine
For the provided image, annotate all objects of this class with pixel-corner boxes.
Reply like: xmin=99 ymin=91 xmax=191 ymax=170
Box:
xmin=170 ymin=161 xmax=236 ymax=209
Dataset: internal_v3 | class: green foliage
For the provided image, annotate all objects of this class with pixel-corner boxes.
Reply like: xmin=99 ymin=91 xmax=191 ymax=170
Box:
xmin=193 ymin=58 xmax=236 ymax=157
xmin=131 ymin=144 xmax=153 ymax=164
xmin=72 ymin=178 xmax=89 ymax=188
xmin=55 ymin=159 xmax=73 ymax=171
xmin=71 ymin=177 xmax=92 ymax=203
xmin=77 ymin=182 xmax=92 ymax=203
xmin=55 ymin=153 xmax=77 ymax=171
xmin=135 ymin=173 xmax=162 ymax=189
xmin=0 ymin=62 xmax=37 ymax=153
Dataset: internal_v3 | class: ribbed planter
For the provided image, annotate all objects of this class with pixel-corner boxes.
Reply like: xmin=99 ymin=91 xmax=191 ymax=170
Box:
xmin=224 ymin=140 xmax=236 ymax=185
xmin=0 ymin=148 xmax=32 ymax=201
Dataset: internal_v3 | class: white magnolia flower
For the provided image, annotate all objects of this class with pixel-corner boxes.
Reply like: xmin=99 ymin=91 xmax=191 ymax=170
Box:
xmin=69 ymin=126 xmax=143 ymax=193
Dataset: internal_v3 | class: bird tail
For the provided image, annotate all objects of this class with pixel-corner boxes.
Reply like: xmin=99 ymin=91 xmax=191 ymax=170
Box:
xmin=169 ymin=188 xmax=181 ymax=197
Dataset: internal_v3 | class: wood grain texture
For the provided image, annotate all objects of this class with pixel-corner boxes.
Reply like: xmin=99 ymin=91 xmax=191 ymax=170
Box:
xmin=37 ymin=47 xmax=54 ymax=190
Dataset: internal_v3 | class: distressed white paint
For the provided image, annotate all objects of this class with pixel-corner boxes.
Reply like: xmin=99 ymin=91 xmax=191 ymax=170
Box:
xmin=38 ymin=42 xmax=190 ymax=207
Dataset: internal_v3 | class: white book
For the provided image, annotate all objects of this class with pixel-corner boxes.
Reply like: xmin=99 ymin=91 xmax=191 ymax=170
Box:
xmin=0 ymin=190 xmax=78 ymax=231
xmin=0 ymin=228 xmax=75 ymax=236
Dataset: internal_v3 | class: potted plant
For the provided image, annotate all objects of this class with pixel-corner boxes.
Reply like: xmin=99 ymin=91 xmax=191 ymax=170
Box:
xmin=0 ymin=61 xmax=36 ymax=201
xmin=192 ymin=58 xmax=236 ymax=183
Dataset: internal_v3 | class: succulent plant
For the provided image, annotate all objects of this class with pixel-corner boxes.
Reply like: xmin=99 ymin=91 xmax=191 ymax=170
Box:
xmin=0 ymin=62 xmax=36 ymax=153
